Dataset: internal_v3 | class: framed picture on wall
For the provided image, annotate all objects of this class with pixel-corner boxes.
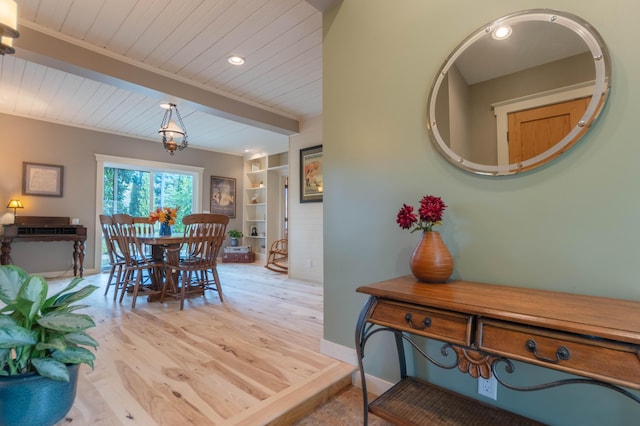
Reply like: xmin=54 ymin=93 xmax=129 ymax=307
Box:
xmin=22 ymin=162 xmax=64 ymax=197
xmin=300 ymin=145 xmax=323 ymax=203
xmin=210 ymin=176 xmax=236 ymax=218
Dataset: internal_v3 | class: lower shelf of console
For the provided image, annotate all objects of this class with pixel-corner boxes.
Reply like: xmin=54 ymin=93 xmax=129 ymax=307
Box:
xmin=369 ymin=377 xmax=543 ymax=426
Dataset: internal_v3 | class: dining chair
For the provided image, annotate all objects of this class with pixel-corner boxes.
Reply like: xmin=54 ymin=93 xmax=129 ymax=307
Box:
xmin=161 ymin=213 xmax=228 ymax=310
xmin=111 ymin=213 xmax=163 ymax=308
xmin=99 ymin=214 xmax=126 ymax=299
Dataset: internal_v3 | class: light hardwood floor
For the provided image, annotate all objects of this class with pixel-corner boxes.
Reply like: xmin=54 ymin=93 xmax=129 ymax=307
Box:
xmin=49 ymin=263 xmax=357 ymax=425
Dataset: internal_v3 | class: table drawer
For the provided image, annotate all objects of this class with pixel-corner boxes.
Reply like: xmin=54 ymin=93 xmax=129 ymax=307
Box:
xmin=478 ymin=319 xmax=640 ymax=389
xmin=369 ymin=300 xmax=473 ymax=346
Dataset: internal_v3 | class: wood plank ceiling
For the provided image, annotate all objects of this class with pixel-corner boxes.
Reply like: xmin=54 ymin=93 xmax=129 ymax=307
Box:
xmin=0 ymin=0 xmax=333 ymax=155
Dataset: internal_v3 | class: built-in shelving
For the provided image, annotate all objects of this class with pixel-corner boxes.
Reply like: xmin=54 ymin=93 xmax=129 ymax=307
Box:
xmin=243 ymin=152 xmax=288 ymax=261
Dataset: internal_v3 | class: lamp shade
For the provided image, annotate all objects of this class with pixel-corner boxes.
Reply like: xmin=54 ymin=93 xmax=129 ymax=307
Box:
xmin=7 ymin=199 xmax=23 ymax=209
xmin=0 ymin=35 xmax=14 ymax=54
xmin=0 ymin=0 xmax=19 ymax=39
xmin=159 ymin=119 xmax=185 ymax=137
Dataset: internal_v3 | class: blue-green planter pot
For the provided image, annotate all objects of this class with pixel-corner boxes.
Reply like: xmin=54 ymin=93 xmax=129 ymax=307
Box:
xmin=0 ymin=364 xmax=80 ymax=426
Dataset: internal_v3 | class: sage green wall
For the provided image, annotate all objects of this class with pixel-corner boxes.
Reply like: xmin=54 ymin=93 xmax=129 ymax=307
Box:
xmin=323 ymin=1 xmax=640 ymax=424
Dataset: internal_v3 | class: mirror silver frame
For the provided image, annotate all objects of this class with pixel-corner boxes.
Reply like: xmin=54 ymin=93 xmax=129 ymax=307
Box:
xmin=426 ymin=9 xmax=611 ymax=175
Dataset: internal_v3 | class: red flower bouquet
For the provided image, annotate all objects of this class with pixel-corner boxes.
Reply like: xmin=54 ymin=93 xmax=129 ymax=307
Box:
xmin=396 ymin=195 xmax=446 ymax=233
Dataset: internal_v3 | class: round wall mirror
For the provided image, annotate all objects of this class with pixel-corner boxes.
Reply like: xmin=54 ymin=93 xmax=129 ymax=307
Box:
xmin=426 ymin=9 xmax=611 ymax=175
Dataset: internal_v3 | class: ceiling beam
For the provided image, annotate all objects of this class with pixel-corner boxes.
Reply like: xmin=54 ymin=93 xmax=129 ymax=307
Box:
xmin=305 ymin=0 xmax=342 ymax=12
xmin=14 ymin=25 xmax=299 ymax=136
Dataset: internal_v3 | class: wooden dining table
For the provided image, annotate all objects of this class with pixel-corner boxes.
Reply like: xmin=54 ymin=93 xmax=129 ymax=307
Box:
xmin=137 ymin=233 xmax=189 ymax=302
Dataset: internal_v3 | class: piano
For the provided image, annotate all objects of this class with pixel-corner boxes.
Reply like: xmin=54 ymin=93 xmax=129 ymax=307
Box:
xmin=1 ymin=216 xmax=87 ymax=277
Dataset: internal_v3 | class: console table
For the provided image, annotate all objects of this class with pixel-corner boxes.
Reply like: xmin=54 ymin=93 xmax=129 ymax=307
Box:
xmin=356 ymin=276 xmax=640 ymax=425
xmin=1 ymin=216 xmax=87 ymax=277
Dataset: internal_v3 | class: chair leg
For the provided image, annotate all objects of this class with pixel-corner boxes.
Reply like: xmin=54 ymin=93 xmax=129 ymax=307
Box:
xmin=105 ymin=265 xmax=116 ymax=295
xmin=110 ymin=264 xmax=123 ymax=301
xmin=180 ymin=271 xmax=188 ymax=310
xmin=131 ymin=271 xmax=143 ymax=309
xmin=119 ymin=269 xmax=133 ymax=303
xmin=211 ymin=266 xmax=223 ymax=302
xmin=114 ymin=264 xmax=124 ymax=300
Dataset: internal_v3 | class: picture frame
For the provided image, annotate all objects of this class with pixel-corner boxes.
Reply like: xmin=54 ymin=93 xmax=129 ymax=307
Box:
xmin=210 ymin=176 xmax=236 ymax=218
xmin=22 ymin=162 xmax=64 ymax=197
xmin=300 ymin=144 xmax=323 ymax=203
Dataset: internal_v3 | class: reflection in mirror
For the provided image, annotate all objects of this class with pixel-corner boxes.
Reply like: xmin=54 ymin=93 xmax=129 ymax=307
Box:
xmin=426 ymin=9 xmax=611 ymax=175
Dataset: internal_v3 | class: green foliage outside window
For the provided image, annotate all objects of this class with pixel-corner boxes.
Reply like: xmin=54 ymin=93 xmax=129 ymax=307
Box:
xmin=103 ymin=167 xmax=194 ymax=233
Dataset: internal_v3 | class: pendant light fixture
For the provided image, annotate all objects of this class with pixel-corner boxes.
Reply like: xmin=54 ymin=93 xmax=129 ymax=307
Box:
xmin=0 ymin=0 xmax=19 ymax=55
xmin=158 ymin=103 xmax=188 ymax=155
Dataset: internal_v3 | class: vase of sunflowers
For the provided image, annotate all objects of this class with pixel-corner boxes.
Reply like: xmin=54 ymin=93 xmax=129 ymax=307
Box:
xmin=150 ymin=207 xmax=179 ymax=236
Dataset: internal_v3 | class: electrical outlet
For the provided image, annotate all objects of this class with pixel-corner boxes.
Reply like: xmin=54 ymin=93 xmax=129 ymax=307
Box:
xmin=478 ymin=375 xmax=498 ymax=400
xmin=306 ymin=259 xmax=312 ymax=268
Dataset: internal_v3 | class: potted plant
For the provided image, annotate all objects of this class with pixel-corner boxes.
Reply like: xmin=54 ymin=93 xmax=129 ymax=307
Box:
xmin=0 ymin=265 xmax=99 ymax=426
xmin=228 ymin=229 xmax=243 ymax=246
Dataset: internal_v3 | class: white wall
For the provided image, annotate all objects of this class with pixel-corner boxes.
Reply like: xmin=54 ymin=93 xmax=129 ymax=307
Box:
xmin=288 ymin=116 xmax=323 ymax=283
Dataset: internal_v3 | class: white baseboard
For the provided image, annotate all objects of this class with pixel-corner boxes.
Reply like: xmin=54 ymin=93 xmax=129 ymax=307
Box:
xmin=320 ymin=338 xmax=358 ymax=365
xmin=33 ymin=268 xmax=100 ymax=279
xmin=320 ymin=339 xmax=394 ymax=397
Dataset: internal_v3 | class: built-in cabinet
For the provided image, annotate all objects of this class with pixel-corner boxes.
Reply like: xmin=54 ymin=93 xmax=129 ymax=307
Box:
xmin=243 ymin=153 xmax=288 ymax=261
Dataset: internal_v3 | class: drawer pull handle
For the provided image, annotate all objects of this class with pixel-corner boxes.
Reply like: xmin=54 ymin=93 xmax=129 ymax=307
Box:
xmin=405 ymin=313 xmax=432 ymax=330
xmin=525 ymin=339 xmax=570 ymax=363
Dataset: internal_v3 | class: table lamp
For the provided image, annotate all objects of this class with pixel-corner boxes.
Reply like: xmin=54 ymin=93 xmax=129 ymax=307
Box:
xmin=6 ymin=199 xmax=23 ymax=223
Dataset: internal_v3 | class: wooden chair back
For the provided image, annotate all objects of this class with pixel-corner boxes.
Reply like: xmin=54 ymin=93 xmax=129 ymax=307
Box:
xmin=99 ymin=214 xmax=116 ymax=263
xmin=182 ymin=213 xmax=229 ymax=226
xmin=111 ymin=214 xmax=147 ymax=265
xmin=132 ymin=216 xmax=155 ymax=235
xmin=181 ymin=214 xmax=229 ymax=264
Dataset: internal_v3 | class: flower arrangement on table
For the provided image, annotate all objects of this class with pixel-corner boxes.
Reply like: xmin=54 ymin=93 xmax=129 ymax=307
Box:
xmin=149 ymin=206 xmax=179 ymax=226
xmin=396 ymin=195 xmax=452 ymax=283
xmin=396 ymin=195 xmax=447 ymax=233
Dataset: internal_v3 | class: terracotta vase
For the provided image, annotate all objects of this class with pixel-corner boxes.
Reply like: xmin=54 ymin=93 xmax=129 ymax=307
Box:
xmin=410 ymin=231 xmax=453 ymax=283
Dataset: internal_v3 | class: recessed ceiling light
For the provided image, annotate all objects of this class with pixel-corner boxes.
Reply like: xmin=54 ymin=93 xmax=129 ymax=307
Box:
xmin=228 ymin=56 xmax=245 ymax=66
xmin=160 ymin=103 xmax=171 ymax=109
xmin=493 ymin=25 xmax=512 ymax=40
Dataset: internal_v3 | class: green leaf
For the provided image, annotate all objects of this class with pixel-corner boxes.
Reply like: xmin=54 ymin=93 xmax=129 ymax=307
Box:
xmin=52 ymin=285 xmax=99 ymax=308
xmin=0 ymin=325 xmax=37 ymax=348
xmin=31 ymin=358 xmax=70 ymax=381
xmin=42 ymin=277 xmax=83 ymax=310
xmin=35 ymin=335 xmax=67 ymax=352
xmin=37 ymin=312 xmax=95 ymax=333
xmin=0 ymin=315 xmax=17 ymax=327
xmin=52 ymin=346 xmax=95 ymax=366
xmin=11 ymin=298 xmax=39 ymax=322
xmin=65 ymin=332 xmax=99 ymax=349
xmin=0 ymin=265 xmax=28 ymax=305
xmin=19 ymin=276 xmax=47 ymax=320
xmin=66 ymin=304 xmax=91 ymax=312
